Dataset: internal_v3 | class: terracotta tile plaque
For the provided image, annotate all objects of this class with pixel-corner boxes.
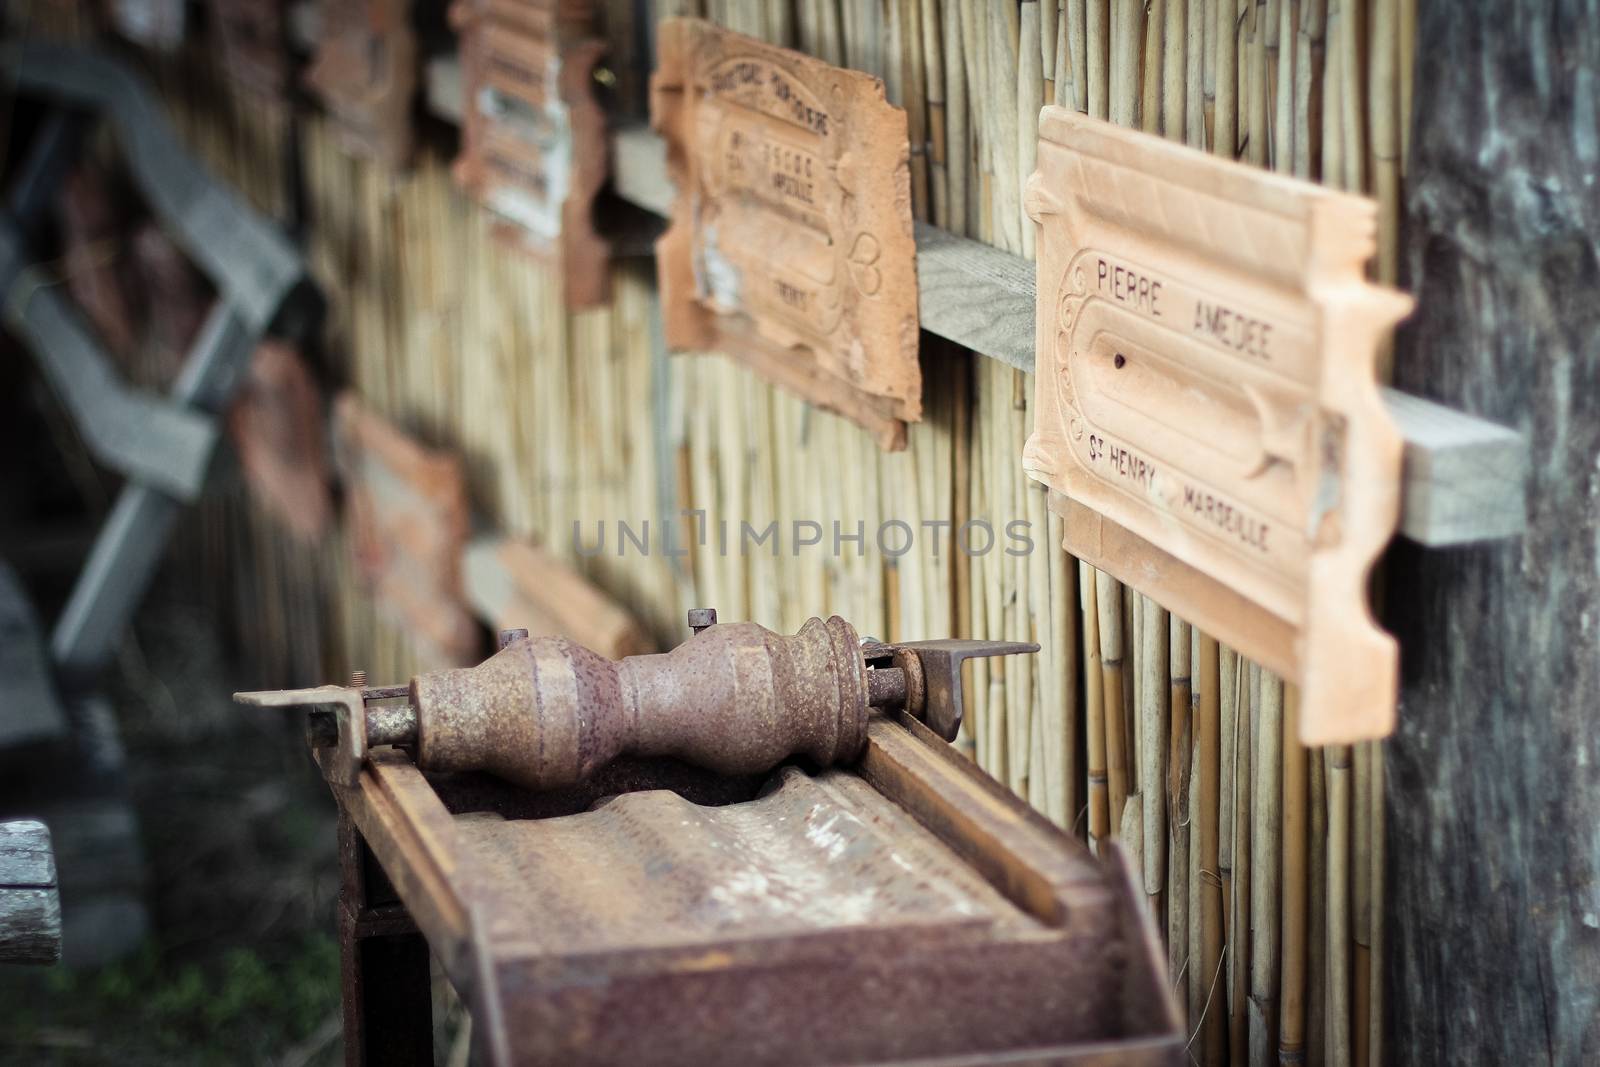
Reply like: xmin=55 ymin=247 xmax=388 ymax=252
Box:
xmin=208 ymin=0 xmax=292 ymax=99
xmin=333 ymin=394 xmax=478 ymax=668
xmin=450 ymin=0 xmax=610 ymax=307
xmin=1022 ymin=109 xmax=1413 ymax=743
xmin=228 ymin=341 xmax=334 ymax=543
xmin=650 ymin=18 xmax=921 ymax=451
xmin=304 ymin=0 xmax=418 ymax=168
xmin=59 ymin=165 xmax=136 ymax=363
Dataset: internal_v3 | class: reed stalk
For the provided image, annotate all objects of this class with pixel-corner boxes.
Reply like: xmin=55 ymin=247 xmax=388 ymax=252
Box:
xmin=1198 ymin=633 xmax=1225 ymax=1065
xmin=1326 ymin=744 xmax=1351 ymax=1067
xmin=1273 ymin=0 xmax=1294 ymax=172
xmin=1213 ymin=0 xmax=1238 ymax=156
xmin=1168 ymin=615 xmax=1192 ymax=987
xmin=1368 ymin=742 xmax=1385 ymax=1067
xmin=1322 ymin=0 xmax=1344 ymax=186
xmin=1308 ymin=744 xmax=1328 ymax=1067
xmin=1369 ymin=0 xmax=1400 ymax=294
xmin=1279 ymin=685 xmax=1307 ymax=1066
xmin=1250 ymin=670 xmax=1283 ymax=1064
xmin=1083 ymin=563 xmax=1109 ymax=851
xmin=1067 ymin=0 xmax=1091 ymax=113
xmin=1228 ymin=653 xmax=1251 ymax=1066
xmin=1337 ymin=0 xmax=1363 ymax=191
xmin=1097 ymin=572 xmax=1129 ymax=837
xmin=1087 ymin=0 xmax=1110 ymax=119
xmin=1109 ymin=0 xmax=1144 ymax=128
xmin=1352 ymin=741 xmax=1372 ymax=1067
xmin=1140 ymin=597 xmax=1169 ymax=917
xmin=1144 ymin=0 xmax=1166 ymax=133
xmin=1295 ymin=0 xmax=1326 ymax=180
xmin=1162 ymin=0 xmax=1187 ymax=139
xmin=1185 ymin=0 xmax=1208 ymax=147
xmin=1042 ymin=0 xmax=1060 ymax=103
xmin=1018 ymin=3 xmax=1042 ymax=260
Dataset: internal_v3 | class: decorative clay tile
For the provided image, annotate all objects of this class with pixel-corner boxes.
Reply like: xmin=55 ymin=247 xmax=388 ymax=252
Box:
xmin=650 ymin=17 xmax=922 ymax=450
xmin=304 ymin=0 xmax=418 ymax=169
xmin=334 ymin=394 xmax=478 ymax=668
xmin=228 ymin=341 xmax=334 ymax=543
xmin=451 ymin=0 xmax=610 ymax=308
xmin=1023 ymin=109 xmax=1413 ymax=744
xmin=209 ymin=0 xmax=293 ymax=99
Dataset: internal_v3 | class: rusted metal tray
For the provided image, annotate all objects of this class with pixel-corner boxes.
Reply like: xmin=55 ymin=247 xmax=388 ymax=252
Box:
xmin=332 ymin=710 xmax=1182 ymax=1065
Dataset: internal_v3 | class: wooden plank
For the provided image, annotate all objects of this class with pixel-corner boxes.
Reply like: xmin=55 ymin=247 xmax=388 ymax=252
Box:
xmin=418 ymin=54 xmax=1526 ymax=547
xmin=0 ymin=561 xmax=66 ymax=748
xmin=857 ymin=713 xmax=1109 ymax=930
xmin=0 ymin=819 xmax=62 ymax=965
xmin=611 ymin=123 xmax=675 ymax=217
xmin=912 ymin=220 xmax=1036 ymax=372
xmin=423 ymin=53 xmax=463 ymax=124
xmin=1384 ymin=5 xmax=1600 ymax=1062
xmin=1382 ymin=387 xmax=1528 ymax=546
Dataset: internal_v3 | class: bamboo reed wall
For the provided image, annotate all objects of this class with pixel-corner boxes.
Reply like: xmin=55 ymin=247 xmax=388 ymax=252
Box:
xmin=134 ymin=2 xmax=1412 ymax=1064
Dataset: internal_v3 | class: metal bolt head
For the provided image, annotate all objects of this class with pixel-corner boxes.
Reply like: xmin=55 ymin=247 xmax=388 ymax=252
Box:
xmin=687 ymin=607 xmax=718 ymax=634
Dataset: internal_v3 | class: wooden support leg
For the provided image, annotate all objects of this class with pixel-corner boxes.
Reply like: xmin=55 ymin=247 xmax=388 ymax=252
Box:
xmin=337 ymin=813 xmax=434 ymax=1066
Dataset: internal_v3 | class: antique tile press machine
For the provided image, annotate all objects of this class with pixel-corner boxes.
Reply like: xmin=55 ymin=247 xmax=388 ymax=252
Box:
xmin=240 ymin=612 xmax=1181 ymax=1065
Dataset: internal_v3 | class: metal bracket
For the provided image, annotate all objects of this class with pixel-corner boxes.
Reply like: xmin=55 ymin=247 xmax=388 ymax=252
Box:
xmin=866 ymin=639 xmax=1040 ymax=742
xmin=236 ymin=685 xmax=369 ymax=787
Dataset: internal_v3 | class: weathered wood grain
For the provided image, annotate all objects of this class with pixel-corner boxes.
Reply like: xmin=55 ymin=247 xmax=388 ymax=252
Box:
xmin=611 ymin=123 xmax=676 ymax=217
xmin=1383 ymin=387 xmax=1528 ymax=545
xmin=912 ymin=220 xmax=1037 ymax=372
xmin=1385 ymin=4 xmax=1600 ymax=1063
xmin=0 ymin=561 xmax=66 ymax=748
xmin=0 ymin=819 xmax=62 ymax=964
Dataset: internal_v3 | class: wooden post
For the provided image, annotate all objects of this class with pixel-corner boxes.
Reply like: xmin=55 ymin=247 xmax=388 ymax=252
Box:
xmin=0 ymin=819 xmax=61 ymax=964
xmin=337 ymin=814 xmax=434 ymax=1066
xmin=1384 ymin=3 xmax=1600 ymax=1063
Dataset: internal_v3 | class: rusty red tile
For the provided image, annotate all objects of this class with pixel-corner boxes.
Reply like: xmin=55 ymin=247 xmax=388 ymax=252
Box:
xmin=450 ymin=0 xmax=610 ymax=308
xmin=333 ymin=394 xmax=478 ymax=668
xmin=650 ymin=18 xmax=922 ymax=450
xmin=304 ymin=0 xmax=418 ymax=168
xmin=227 ymin=340 xmax=334 ymax=543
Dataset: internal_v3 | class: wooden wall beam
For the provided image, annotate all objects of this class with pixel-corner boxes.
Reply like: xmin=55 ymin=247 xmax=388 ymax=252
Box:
xmin=419 ymin=53 xmax=1527 ymax=548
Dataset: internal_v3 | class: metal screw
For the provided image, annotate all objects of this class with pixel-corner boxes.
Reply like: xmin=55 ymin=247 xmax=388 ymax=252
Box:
xmin=687 ymin=607 xmax=718 ymax=635
xmin=499 ymin=628 xmax=530 ymax=649
xmin=350 ymin=670 xmax=368 ymax=690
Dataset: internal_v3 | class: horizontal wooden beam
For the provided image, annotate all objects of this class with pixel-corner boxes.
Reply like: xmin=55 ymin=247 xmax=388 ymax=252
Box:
xmin=418 ymin=55 xmax=1527 ymax=546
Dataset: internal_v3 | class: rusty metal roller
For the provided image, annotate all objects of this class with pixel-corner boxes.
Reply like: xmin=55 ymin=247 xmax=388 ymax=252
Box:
xmin=237 ymin=610 xmax=1035 ymax=790
xmin=410 ymin=616 xmax=869 ymax=789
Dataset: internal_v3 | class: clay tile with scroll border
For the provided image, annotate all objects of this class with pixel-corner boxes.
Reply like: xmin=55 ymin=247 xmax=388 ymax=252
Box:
xmin=1022 ymin=108 xmax=1413 ymax=745
xmin=650 ymin=17 xmax=922 ymax=451
xmin=333 ymin=393 xmax=479 ymax=670
xmin=208 ymin=0 xmax=295 ymax=100
xmin=227 ymin=340 xmax=335 ymax=543
xmin=304 ymin=0 xmax=419 ymax=169
xmin=449 ymin=0 xmax=610 ymax=308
